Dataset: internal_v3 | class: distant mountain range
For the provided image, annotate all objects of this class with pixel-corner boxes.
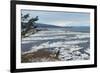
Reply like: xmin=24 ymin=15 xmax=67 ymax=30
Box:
xmin=35 ymin=23 xmax=89 ymax=28
xmin=34 ymin=23 xmax=90 ymax=32
xmin=35 ymin=23 xmax=62 ymax=28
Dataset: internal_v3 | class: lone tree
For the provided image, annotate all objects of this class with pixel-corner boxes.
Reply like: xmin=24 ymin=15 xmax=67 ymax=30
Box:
xmin=21 ymin=13 xmax=39 ymax=36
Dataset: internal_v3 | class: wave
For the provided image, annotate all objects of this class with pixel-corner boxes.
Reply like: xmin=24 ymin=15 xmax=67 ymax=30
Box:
xmin=21 ymin=30 xmax=90 ymax=61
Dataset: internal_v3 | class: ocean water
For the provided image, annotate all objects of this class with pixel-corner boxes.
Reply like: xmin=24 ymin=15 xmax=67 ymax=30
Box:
xmin=46 ymin=26 xmax=90 ymax=32
xmin=21 ymin=26 xmax=90 ymax=61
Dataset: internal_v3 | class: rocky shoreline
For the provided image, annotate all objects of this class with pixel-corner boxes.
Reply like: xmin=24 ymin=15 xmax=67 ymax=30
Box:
xmin=21 ymin=48 xmax=60 ymax=63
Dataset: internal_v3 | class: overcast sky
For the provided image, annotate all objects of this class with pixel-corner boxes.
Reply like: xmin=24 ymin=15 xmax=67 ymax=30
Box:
xmin=21 ymin=10 xmax=90 ymax=27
